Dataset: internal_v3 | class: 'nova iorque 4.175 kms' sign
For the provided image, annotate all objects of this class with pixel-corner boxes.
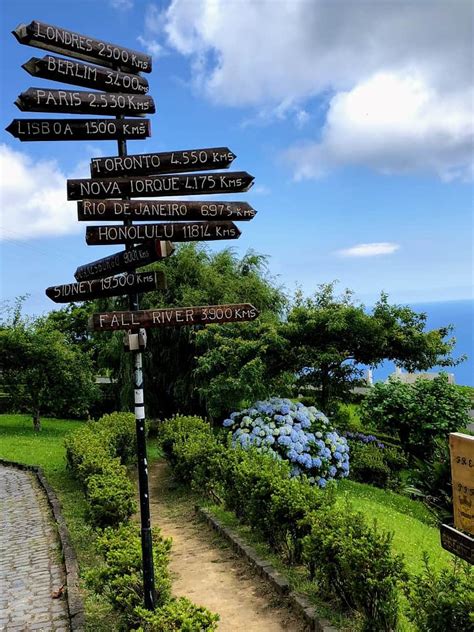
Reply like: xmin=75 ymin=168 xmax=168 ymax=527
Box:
xmin=45 ymin=271 xmax=166 ymax=303
xmin=22 ymin=55 xmax=149 ymax=94
xmin=85 ymin=221 xmax=241 ymax=245
xmin=67 ymin=171 xmax=254 ymax=199
xmin=15 ymin=88 xmax=155 ymax=116
xmin=13 ymin=20 xmax=152 ymax=73
xmin=6 ymin=118 xmax=150 ymax=141
xmin=89 ymin=303 xmax=259 ymax=331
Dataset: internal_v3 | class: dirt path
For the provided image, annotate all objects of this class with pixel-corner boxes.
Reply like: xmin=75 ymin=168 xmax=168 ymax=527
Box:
xmin=147 ymin=460 xmax=303 ymax=632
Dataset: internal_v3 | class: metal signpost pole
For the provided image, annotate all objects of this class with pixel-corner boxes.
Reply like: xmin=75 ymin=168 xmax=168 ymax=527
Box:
xmin=117 ymin=118 xmax=156 ymax=610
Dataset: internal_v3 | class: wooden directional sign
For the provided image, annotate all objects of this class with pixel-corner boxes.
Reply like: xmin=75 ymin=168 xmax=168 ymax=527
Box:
xmin=86 ymin=222 xmax=241 ymax=245
xmin=78 ymin=199 xmax=256 ymax=222
xmin=6 ymin=118 xmax=150 ymax=142
xmin=13 ymin=21 xmax=152 ymax=73
xmin=449 ymin=433 xmax=474 ymax=536
xmin=75 ymin=241 xmax=174 ymax=281
xmin=89 ymin=303 xmax=259 ymax=331
xmin=440 ymin=523 xmax=474 ymax=564
xmin=67 ymin=171 xmax=254 ymax=200
xmin=22 ymin=55 xmax=149 ymax=94
xmin=15 ymin=88 xmax=155 ymax=116
xmin=46 ymin=271 xmax=166 ymax=303
xmin=90 ymin=147 xmax=236 ymax=177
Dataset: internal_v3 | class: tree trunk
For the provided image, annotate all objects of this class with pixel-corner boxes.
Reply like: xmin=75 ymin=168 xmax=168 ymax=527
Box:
xmin=33 ymin=409 xmax=41 ymax=432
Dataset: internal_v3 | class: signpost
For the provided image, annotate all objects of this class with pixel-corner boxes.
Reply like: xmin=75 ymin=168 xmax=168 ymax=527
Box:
xmin=45 ymin=271 xmax=166 ymax=303
xmin=22 ymin=55 xmax=149 ymax=94
xmin=85 ymin=221 xmax=241 ymax=245
xmin=10 ymin=17 xmax=259 ymax=613
xmin=67 ymin=171 xmax=254 ymax=200
xmin=90 ymin=147 xmax=236 ymax=177
xmin=13 ymin=20 xmax=152 ymax=73
xmin=74 ymin=241 xmax=175 ymax=281
xmin=440 ymin=432 xmax=474 ymax=564
xmin=78 ymin=199 xmax=257 ymax=222
xmin=90 ymin=303 xmax=259 ymax=331
xmin=6 ymin=118 xmax=150 ymax=141
xmin=15 ymin=88 xmax=155 ymax=116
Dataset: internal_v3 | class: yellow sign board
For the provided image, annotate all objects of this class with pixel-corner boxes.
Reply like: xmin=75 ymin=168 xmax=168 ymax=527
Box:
xmin=449 ymin=432 xmax=474 ymax=536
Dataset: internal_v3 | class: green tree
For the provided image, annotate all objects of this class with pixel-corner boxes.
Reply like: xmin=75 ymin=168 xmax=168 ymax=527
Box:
xmin=283 ymin=283 xmax=461 ymax=412
xmin=0 ymin=299 xmax=99 ymax=431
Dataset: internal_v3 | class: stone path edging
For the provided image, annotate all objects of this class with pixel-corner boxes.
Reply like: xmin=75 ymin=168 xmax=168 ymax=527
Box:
xmin=0 ymin=459 xmax=85 ymax=632
xmin=196 ymin=506 xmax=338 ymax=632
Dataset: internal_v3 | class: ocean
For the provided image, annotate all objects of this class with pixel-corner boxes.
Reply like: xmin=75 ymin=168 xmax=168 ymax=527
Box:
xmin=371 ymin=299 xmax=473 ymax=386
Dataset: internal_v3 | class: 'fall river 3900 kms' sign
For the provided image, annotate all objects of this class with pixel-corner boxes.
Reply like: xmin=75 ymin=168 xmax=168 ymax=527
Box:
xmin=90 ymin=303 xmax=259 ymax=331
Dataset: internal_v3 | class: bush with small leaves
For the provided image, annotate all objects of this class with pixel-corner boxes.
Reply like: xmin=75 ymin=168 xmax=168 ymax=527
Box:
xmin=133 ymin=598 xmax=219 ymax=631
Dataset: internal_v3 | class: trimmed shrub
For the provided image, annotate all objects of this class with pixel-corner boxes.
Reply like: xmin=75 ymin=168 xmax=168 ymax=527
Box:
xmin=64 ymin=411 xmax=137 ymax=527
xmin=133 ymin=598 xmax=219 ymax=631
xmin=348 ymin=442 xmax=407 ymax=489
xmin=86 ymin=524 xmax=172 ymax=626
xmin=303 ymin=507 xmax=406 ymax=632
xmin=404 ymin=553 xmax=474 ymax=631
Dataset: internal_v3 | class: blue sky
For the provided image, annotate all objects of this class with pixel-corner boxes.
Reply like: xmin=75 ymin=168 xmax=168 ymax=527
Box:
xmin=1 ymin=0 xmax=473 ymax=317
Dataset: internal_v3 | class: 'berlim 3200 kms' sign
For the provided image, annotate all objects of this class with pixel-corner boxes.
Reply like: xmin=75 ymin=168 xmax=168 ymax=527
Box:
xmin=85 ymin=221 xmax=241 ymax=245
xmin=90 ymin=147 xmax=236 ymax=177
xmin=67 ymin=171 xmax=254 ymax=200
xmin=23 ymin=55 xmax=149 ymax=94
xmin=6 ymin=118 xmax=150 ymax=141
xmin=90 ymin=303 xmax=259 ymax=331
xmin=16 ymin=88 xmax=155 ymax=116
xmin=45 ymin=271 xmax=166 ymax=303
xmin=78 ymin=199 xmax=256 ymax=222
xmin=13 ymin=20 xmax=152 ymax=73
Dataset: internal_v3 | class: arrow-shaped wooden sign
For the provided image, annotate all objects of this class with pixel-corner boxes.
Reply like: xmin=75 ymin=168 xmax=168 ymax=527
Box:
xmin=12 ymin=20 xmax=152 ymax=73
xmin=46 ymin=271 xmax=166 ymax=303
xmin=90 ymin=303 xmax=259 ymax=331
xmin=15 ymin=88 xmax=155 ymax=116
xmin=6 ymin=118 xmax=150 ymax=142
xmin=22 ymin=55 xmax=149 ymax=94
xmin=78 ymin=199 xmax=257 ymax=222
xmin=85 ymin=221 xmax=241 ymax=245
xmin=67 ymin=171 xmax=254 ymax=200
xmin=90 ymin=147 xmax=236 ymax=177
xmin=74 ymin=240 xmax=174 ymax=281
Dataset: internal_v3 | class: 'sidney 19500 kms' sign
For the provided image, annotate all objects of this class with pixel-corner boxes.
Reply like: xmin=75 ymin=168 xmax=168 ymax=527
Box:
xmin=45 ymin=271 xmax=166 ymax=303
xmin=78 ymin=199 xmax=256 ymax=222
xmin=67 ymin=171 xmax=254 ymax=200
xmin=75 ymin=240 xmax=175 ymax=281
xmin=90 ymin=303 xmax=259 ymax=331
xmin=6 ymin=118 xmax=150 ymax=141
xmin=23 ymin=55 xmax=149 ymax=94
xmin=85 ymin=221 xmax=241 ymax=245
xmin=90 ymin=147 xmax=236 ymax=177
xmin=16 ymin=88 xmax=155 ymax=116
xmin=13 ymin=20 xmax=152 ymax=73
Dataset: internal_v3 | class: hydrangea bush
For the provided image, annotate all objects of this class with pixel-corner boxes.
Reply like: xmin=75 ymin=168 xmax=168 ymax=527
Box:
xmin=223 ymin=397 xmax=349 ymax=487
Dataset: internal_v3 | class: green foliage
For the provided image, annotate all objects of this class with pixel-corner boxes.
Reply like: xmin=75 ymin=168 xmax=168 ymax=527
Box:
xmin=0 ymin=298 xmax=99 ymax=430
xmin=361 ymin=375 xmax=471 ymax=459
xmin=302 ymin=507 xmax=406 ymax=631
xmin=86 ymin=524 xmax=172 ymax=626
xmin=408 ymin=437 xmax=453 ymax=517
xmin=404 ymin=553 xmax=474 ymax=631
xmin=349 ymin=442 xmax=407 ymax=489
xmin=133 ymin=598 xmax=219 ymax=631
xmin=64 ymin=412 xmax=137 ymax=527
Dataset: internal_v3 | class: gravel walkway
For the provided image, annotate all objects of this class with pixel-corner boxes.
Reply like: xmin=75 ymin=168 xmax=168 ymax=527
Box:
xmin=0 ymin=466 xmax=70 ymax=631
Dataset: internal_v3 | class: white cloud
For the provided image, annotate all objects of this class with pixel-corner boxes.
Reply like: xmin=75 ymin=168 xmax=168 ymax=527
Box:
xmin=336 ymin=243 xmax=401 ymax=258
xmin=149 ymin=0 xmax=473 ymax=180
xmin=109 ymin=0 xmax=133 ymax=10
xmin=137 ymin=36 xmax=165 ymax=58
xmin=0 ymin=144 xmax=84 ymax=241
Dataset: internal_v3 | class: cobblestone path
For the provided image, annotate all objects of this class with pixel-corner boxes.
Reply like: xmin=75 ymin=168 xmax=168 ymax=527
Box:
xmin=0 ymin=466 xmax=70 ymax=631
